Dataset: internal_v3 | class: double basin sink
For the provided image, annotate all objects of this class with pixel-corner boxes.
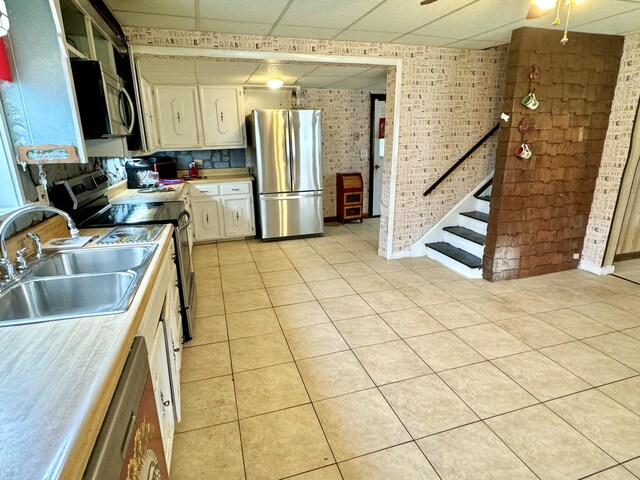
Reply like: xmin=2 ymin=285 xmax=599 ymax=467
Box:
xmin=0 ymin=245 xmax=158 ymax=327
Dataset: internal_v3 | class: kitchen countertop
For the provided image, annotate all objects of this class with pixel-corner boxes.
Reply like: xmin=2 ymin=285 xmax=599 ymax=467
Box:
xmin=111 ymin=183 xmax=185 ymax=204
xmin=0 ymin=225 xmax=174 ymax=480
xmin=187 ymin=174 xmax=253 ymax=184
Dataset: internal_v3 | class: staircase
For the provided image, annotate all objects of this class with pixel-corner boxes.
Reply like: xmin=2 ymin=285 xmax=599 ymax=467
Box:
xmin=424 ymin=184 xmax=491 ymax=279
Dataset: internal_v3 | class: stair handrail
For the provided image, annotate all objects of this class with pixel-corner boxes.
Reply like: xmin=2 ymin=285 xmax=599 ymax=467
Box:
xmin=423 ymin=123 xmax=500 ymax=197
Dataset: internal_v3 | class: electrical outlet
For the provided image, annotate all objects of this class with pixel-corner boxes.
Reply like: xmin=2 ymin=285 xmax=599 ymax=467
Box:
xmin=573 ymin=253 xmax=580 ymax=260
xmin=360 ymin=149 xmax=368 ymax=158
xmin=194 ymin=159 xmax=204 ymax=167
xmin=36 ymin=185 xmax=49 ymax=205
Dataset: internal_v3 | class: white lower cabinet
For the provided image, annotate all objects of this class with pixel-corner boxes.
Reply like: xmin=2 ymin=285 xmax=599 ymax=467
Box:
xmin=192 ymin=180 xmax=255 ymax=242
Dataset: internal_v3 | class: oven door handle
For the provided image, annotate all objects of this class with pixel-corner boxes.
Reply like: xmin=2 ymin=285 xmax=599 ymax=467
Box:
xmin=178 ymin=210 xmax=192 ymax=231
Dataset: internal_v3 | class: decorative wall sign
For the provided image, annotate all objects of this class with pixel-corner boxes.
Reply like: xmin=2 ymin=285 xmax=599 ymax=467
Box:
xmin=18 ymin=145 xmax=80 ymax=163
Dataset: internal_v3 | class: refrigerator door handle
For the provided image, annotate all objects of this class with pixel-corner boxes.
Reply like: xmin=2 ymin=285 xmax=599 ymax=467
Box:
xmin=285 ymin=113 xmax=292 ymax=184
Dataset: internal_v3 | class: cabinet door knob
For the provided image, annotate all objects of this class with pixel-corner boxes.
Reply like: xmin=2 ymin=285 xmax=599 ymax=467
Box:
xmin=174 ymin=347 xmax=180 ymax=352
xmin=163 ymin=400 xmax=171 ymax=407
xmin=232 ymin=188 xmax=239 ymax=191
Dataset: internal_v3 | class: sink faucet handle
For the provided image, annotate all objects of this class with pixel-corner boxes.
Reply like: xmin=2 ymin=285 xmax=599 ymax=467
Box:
xmin=27 ymin=233 xmax=43 ymax=259
xmin=16 ymin=247 xmax=29 ymax=272
xmin=0 ymin=256 xmax=15 ymax=282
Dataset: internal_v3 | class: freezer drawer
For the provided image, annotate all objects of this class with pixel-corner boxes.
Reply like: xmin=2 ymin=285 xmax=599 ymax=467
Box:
xmin=259 ymin=192 xmax=323 ymax=240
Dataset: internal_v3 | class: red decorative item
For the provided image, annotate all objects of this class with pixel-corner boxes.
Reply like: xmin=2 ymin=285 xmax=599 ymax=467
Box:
xmin=378 ymin=118 xmax=386 ymax=139
xmin=0 ymin=37 xmax=12 ymax=82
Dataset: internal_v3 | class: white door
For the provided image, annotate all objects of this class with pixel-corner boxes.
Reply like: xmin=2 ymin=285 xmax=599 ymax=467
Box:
xmin=155 ymin=85 xmax=201 ymax=148
xmin=150 ymin=323 xmax=175 ymax=470
xmin=199 ymin=86 xmax=245 ymax=147
xmin=371 ymin=98 xmax=386 ymax=217
xmin=192 ymin=198 xmax=224 ymax=241
xmin=222 ymin=196 xmax=253 ymax=237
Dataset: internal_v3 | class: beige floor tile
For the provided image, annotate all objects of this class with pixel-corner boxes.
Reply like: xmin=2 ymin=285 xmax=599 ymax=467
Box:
xmin=339 ymin=442 xmax=439 ymax=480
xmin=181 ymin=342 xmax=231 ymax=382
xmin=218 ymin=251 xmax=254 ymax=265
xmin=314 ymin=388 xmax=411 ymax=461
xmin=344 ymin=273 xmax=394 ymax=293
xmin=235 ymin=362 xmax=309 ymax=418
xmin=288 ymin=465 xmax=342 ymax=480
xmin=587 ymin=466 xmax=638 ymax=480
xmin=255 ymin=257 xmax=295 ymax=272
xmin=189 ymin=314 xmax=227 ymax=346
xmin=226 ymin=308 xmax=281 ymax=340
xmin=535 ymin=308 xmax=614 ymax=339
xmin=381 ymin=308 xmax=445 ymax=338
xmin=250 ymin=249 xmax=288 ymax=262
xmin=608 ymin=295 xmax=640 ymax=317
xmin=230 ymin=332 xmax=293 ymax=372
xmin=220 ymin=260 xmax=258 ymax=276
xmin=381 ymin=374 xmax=477 ymax=438
xmin=530 ymin=285 xmax=593 ymax=308
xmin=354 ymin=340 xmax=432 ymax=385
xmin=599 ymin=377 xmax=640 ymax=414
xmin=322 ymin=251 xmax=361 ymax=264
xmin=398 ymin=256 xmax=439 ymax=270
xmin=335 ymin=314 xmax=400 ymax=348
xmin=224 ymin=288 xmax=271 ymax=313
xmin=416 ymin=266 xmax=462 ymax=283
xmin=470 ymin=277 xmax=525 ymax=295
xmin=284 ymin=323 xmax=349 ymax=359
xmin=585 ymin=332 xmax=640 ymax=371
xmin=624 ymin=326 xmax=640 ymax=340
xmin=497 ymin=291 xmax=562 ymax=314
xmin=171 ymin=422 xmax=244 ymax=480
xmin=440 ymin=362 xmax=537 ymax=419
xmin=196 ymin=266 xmax=222 ymax=296
xmin=509 ymin=275 xmax=557 ymax=290
xmin=222 ymin=272 xmax=265 ymax=293
xmin=495 ymin=316 xmax=574 ymax=349
xmin=417 ymin=422 xmax=537 ymax=480
xmin=624 ymin=457 xmax=640 ymax=477
xmin=260 ymin=269 xmax=304 ymax=287
xmin=275 ymin=300 xmax=331 ymax=330
xmin=406 ymin=331 xmax=484 ymax=372
xmin=462 ymin=296 xmax=527 ymax=321
xmin=423 ymin=302 xmax=489 ymax=329
xmin=297 ymin=350 xmax=374 ymax=401
xmin=548 ymin=390 xmax=640 ymax=462
xmin=574 ymin=302 xmax=640 ymax=330
xmin=540 ymin=341 xmax=636 ymax=386
xmin=306 ymin=236 xmax=338 ymax=246
xmin=307 ymin=278 xmax=356 ymax=299
xmin=380 ymin=270 xmax=429 ymax=288
xmin=486 ymin=405 xmax=615 ymax=480
xmin=401 ymin=284 xmax=454 ymax=307
xmin=492 ymin=351 xmax=590 ymax=402
xmin=192 ymin=248 xmax=219 ymax=268
xmin=240 ymin=405 xmax=334 ymax=480
xmin=296 ymin=265 xmax=340 ymax=282
xmin=366 ymin=259 xmax=408 ymax=273
xmin=332 ymin=261 xmax=376 ymax=277
xmin=437 ymin=280 xmax=492 ymax=300
xmin=176 ymin=376 xmax=237 ymax=433
xmin=453 ymin=323 xmax=531 ymax=359
xmin=319 ymin=295 xmax=375 ymax=321
xmin=247 ymin=240 xmax=281 ymax=252
xmin=267 ymin=283 xmax=316 ymax=306
xmin=354 ymin=249 xmax=385 ymax=262
xmin=195 ymin=293 xmax=225 ymax=317
xmin=361 ymin=289 xmax=416 ymax=313
xmin=313 ymin=243 xmax=347 ymax=255
xmin=278 ymin=238 xmax=310 ymax=249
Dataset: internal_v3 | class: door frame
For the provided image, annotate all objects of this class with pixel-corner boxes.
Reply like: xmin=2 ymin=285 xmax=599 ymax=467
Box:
xmin=369 ymin=93 xmax=386 ymax=218
xmin=130 ymin=45 xmax=403 ymax=259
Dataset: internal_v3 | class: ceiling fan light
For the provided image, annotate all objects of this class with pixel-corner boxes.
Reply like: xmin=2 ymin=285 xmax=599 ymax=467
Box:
xmin=267 ymin=78 xmax=284 ymax=89
xmin=532 ymin=0 xmax=557 ymax=9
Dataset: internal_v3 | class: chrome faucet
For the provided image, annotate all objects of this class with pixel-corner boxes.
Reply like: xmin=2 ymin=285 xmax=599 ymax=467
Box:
xmin=0 ymin=205 xmax=80 ymax=284
xmin=27 ymin=233 xmax=43 ymax=259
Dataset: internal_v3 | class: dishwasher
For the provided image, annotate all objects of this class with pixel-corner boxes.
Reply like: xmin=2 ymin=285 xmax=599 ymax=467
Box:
xmin=84 ymin=337 xmax=169 ymax=480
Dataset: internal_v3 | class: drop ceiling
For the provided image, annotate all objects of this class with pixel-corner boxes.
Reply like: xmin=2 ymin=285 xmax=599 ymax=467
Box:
xmin=106 ymin=0 xmax=640 ymax=50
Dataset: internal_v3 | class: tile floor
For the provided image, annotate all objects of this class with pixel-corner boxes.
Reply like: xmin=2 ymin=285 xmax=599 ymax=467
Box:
xmin=173 ymin=219 xmax=640 ymax=480
xmin=615 ymin=258 xmax=640 ymax=285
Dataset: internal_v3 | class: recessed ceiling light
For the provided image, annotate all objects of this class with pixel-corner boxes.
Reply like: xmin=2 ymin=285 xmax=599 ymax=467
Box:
xmin=267 ymin=78 xmax=284 ymax=89
xmin=532 ymin=0 xmax=557 ymax=9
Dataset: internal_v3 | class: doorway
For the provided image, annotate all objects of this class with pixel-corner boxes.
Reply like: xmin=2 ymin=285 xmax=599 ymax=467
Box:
xmin=369 ymin=94 xmax=386 ymax=217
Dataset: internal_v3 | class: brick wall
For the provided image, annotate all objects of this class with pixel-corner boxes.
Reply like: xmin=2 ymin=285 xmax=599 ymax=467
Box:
xmin=484 ymin=28 xmax=623 ymax=281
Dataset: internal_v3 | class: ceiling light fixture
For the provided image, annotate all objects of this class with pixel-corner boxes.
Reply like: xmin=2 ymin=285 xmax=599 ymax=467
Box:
xmin=267 ymin=78 xmax=284 ymax=89
xmin=526 ymin=0 xmax=586 ymax=44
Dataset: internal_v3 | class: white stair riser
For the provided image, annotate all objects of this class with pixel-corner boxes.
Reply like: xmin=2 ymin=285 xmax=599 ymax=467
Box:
xmin=443 ymin=231 xmax=484 ymax=258
xmin=459 ymin=215 xmax=488 ymax=235
xmin=476 ymin=198 xmax=490 ymax=214
xmin=426 ymin=247 xmax=483 ymax=279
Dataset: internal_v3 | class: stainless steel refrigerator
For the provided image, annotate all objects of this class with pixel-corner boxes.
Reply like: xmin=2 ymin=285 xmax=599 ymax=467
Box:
xmin=248 ymin=109 xmax=324 ymax=240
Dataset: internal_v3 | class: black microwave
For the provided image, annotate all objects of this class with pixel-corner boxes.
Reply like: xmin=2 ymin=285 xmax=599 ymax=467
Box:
xmin=70 ymin=59 xmax=135 ymax=139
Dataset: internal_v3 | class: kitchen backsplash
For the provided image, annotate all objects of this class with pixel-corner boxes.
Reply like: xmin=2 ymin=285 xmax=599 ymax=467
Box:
xmin=153 ymin=149 xmax=246 ymax=170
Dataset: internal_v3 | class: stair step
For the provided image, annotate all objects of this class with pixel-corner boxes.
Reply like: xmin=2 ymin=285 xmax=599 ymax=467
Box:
xmin=460 ymin=211 xmax=489 ymax=223
xmin=425 ymin=242 xmax=483 ymax=269
xmin=443 ymin=226 xmax=486 ymax=245
xmin=477 ymin=195 xmax=491 ymax=202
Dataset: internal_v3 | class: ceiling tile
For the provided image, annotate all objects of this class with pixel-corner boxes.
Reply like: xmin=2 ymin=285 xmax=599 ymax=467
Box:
xmin=334 ymin=30 xmax=401 ymax=43
xmin=198 ymin=18 xmax=272 ymax=35
xmin=142 ymin=72 xmax=197 ymax=84
xmin=391 ymin=34 xmax=458 ymax=47
xmin=350 ymin=0 xmax=478 ymax=34
xmin=138 ymin=58 xmax=197 ymax=72
xmin=197 ymin=72 xmax=253 ymax=84
xmin=367 ymin=81 xmax=388 ymax=91
xmin=571 ymin=6 xmax=640 ymax=35
xmin=271 ymin=24 xmax=342 ymax=39
xmin=353 ymin=67 xmax=388 ymax=79
xmin=294 ymin=76 xmax=348 ymax=88
xmin=247 ymin=73 xmax=302 ymax=86
xmin=323 ymin=77 xmax=383 ymax=89
xmin=199 ymin=0 xmax=289 ymax=23
xmin=196 ymin=60 xmax=259 ymax=74
xmin=112 ymin=11 xmax=197 ymax=30
xmin=253 ymin=63 xmax=320 ymax=76
xmin=444 ymin=38 xmax=507 ymax=49
xmin=310 ymin=65 xmax=374 ymax=76
xmin=279 ymin=0 xmax=384 ymax=29
xmin=107 ymin=0 xmax=195 ymax=16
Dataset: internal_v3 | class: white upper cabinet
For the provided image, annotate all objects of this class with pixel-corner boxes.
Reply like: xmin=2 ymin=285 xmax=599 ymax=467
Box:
xmin=199 ymin=87 xmax=246 ymax=148
xmin=154 ymin=86 xmax=202 ymax=149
